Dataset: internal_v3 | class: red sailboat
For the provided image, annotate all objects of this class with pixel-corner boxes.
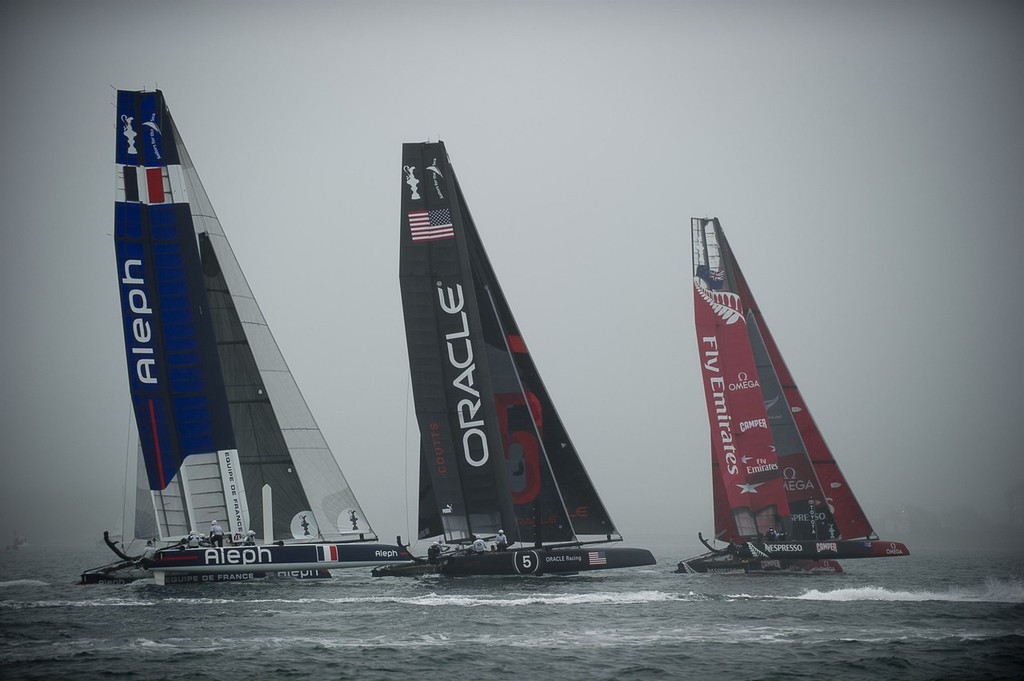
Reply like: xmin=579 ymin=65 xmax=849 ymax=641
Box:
xmin=677 ymin=218 xmax=909 ymax=574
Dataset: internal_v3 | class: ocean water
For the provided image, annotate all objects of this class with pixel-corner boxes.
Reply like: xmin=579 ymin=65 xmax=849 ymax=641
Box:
xmin=2 ymin=543 xmax=1022 ymax=680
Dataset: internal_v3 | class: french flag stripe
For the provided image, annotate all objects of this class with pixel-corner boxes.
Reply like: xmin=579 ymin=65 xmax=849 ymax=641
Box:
xmin=146 ymin=167 xmax=165 ymax=203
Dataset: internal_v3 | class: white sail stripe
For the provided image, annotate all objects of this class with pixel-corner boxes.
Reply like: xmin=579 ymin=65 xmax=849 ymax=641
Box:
xmin=411 ymin=231 xmax=455 ymax=242
xmin=410 ymin=230 xmax=454 ymax=239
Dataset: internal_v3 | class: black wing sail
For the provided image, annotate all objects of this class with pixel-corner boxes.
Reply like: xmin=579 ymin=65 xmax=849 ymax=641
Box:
xmin=399 ymin=141 xmax=619 ymax=547
xmin=398 ymin=142 xmax=516 ymax=542
xmin=454 ymin=177 xmax=619 ymax=543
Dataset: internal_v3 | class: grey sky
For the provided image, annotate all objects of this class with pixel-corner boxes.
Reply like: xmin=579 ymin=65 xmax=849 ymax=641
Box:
xmin=2 ymin=1 xmax=1022 ymax=551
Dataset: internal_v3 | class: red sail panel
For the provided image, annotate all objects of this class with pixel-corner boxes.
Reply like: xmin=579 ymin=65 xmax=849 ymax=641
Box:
xmin=693 ymin=285 xmax=790 ymax=540
xmin=733 ymin=266 xmax=874 ymax=540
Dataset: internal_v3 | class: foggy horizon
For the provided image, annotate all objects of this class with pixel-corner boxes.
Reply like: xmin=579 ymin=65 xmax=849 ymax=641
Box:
xmin=2 ymin=1 xmax=1023 ymax=558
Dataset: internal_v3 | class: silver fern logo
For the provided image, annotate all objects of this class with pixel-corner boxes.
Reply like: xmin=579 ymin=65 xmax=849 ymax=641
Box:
xmin=694 ymin=276 xmax=743 ymax=324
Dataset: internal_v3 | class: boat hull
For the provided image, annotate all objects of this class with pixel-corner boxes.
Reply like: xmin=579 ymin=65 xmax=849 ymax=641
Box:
xmin=373 ymin=546 xmax=656 ymax=577
xmin=676 ymin=552 xmax=843 ymax=574
xmin=80 ymin=542 xmax=414 ymax=584
xmin=676 ymin=538 xmax=909 ymax=574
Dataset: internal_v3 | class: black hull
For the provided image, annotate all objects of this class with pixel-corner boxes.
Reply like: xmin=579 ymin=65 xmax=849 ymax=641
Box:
xmin=676 ymin=536 xmax=909 ymax=574
xmin=675 ymin=552 xmax=843 ymax=574
xmin=81 ymin=539 xmax=414 ymax=584
xmin=373 ymin=546 xmax=656 ymax=577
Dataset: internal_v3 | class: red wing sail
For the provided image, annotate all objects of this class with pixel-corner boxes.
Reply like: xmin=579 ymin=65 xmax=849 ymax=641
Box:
xmin=692 ymin=218 xmax=875 ymax=543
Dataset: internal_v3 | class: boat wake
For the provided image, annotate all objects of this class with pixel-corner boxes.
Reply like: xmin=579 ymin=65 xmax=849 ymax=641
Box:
xmin=0 ymin=579 xmax=48 ymax=589
xmin=790 ymin=579 xmax=1024 ymax=604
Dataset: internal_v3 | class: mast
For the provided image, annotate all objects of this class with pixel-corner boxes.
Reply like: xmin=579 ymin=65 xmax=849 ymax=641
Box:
xmin=398 ymin=142 xmax=515 ymax=543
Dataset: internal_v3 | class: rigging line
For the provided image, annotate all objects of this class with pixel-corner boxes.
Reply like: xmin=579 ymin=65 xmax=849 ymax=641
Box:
xmin=120 ymin=400 xmax=134 ymax=544
xmin=404 ymin=371 xmax=412 ymax=550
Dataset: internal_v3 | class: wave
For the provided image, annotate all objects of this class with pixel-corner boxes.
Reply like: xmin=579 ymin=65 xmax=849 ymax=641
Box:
xmin=158 ymin=589 xmax=682 ymax=608
xmin=789 ymin=579 xmax=1024 ymax=604
xmin=0 ymin=579 xmax=48 ymax=588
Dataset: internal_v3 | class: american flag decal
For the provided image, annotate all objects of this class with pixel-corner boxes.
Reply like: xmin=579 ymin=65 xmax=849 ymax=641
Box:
xmin=408 ymin=208 xmax=454 ymax=242
xmin=588 ymin=551 xmax=607 ymax=566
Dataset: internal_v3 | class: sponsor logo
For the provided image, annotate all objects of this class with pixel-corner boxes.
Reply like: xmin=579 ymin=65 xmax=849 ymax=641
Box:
xmin=728 ymin=371 xmax=760 ymax=392
xmin=783 ymin=466 xmax=816 ymax=492
xmin=429 ymin=422 xmax=447 ymax=474
xmin=374 ymin=549 xmax=400 ymax=558
xmin=437 ymin=283 xmax=490 ymax=468
xmin=203 ymin=546 xmax=273 ymax=566
xmin=760 ymin=560 xmax=781 ymax=569
xmin=404 ymin=165 xmax=421 ymax=200
xmin=142 ymin=115 xmax=162 ymax=161
xmin=790 ymin=512 xmax=829 ymax=522
xmin=544 ymin=554 xmax=582 ymax=563
xmin=816 ymin=542 xmax=838 ymax=553
xmin=701 ymin=337 xmax=738 ymax=475
xmin=441 ymin=503 xmax=453 ymax=515
xmin=764 ymin=543 xmax=802 ymax=553
xmin=427 ymin=158 xmax=444 ymax=199
xmin=739 ymin=418 xmax=767 ymax=432
xmin=737 ymin=482 xmax=765 ymax=494
xmin=886 ymin=543 xmax=905 ymax=556
xmin=165 ymin=573 xmax=258 ymax=583
xmin=120 ymin=258 xmax=157 ymax=385
xmin=121 ymin=114 xmax=138 ymax=155
xmin=219 ymin=449 xmax=247 ymax=538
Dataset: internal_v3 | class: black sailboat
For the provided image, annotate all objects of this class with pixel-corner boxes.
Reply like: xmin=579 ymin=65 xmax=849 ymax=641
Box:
xmin=373 ymin=142 xmax=655 ymax=576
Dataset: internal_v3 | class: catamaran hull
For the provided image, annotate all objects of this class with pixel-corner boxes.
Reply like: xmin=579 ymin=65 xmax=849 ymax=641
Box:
xmin=80 ymin=542 xmax=414 ymax=584
xmin=79 ymin=568 xmax=334 ymax=585
xmin=675 ymin=538 xmax=909 ymax=574
xmin=372 ymin=547 xmax=656 ymax=577
xmin=675 ymin=553 xmax=843 ymax=574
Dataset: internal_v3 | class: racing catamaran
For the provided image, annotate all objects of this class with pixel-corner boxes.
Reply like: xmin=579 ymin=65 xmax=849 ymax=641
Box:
xmin=82 ymin=90 xmax=411 ymax=584
xmin=373 ymin=142 xmax=655 ymax=576
xmin=677 ymin=217 xmax=909 ymax=573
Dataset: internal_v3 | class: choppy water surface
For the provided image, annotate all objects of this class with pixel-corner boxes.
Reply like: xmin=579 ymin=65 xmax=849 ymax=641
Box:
xmin=2 ymin=544 xmax=1021 ymax=680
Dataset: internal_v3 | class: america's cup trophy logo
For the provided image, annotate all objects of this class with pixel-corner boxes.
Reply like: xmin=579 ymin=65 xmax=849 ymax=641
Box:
xmin=404 ymin=165 xmax=421 ymax=200
xmin=121 ymin=114 xmax=138 ymax=155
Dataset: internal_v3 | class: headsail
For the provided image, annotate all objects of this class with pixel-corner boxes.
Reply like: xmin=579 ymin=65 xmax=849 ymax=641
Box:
xmin=114 ymin=90 xmax=375 ymax=545
xmin=691 ymin=217 xmax=874 ymax=543
xmin=398 ymin=142 xmax=619 ymax=547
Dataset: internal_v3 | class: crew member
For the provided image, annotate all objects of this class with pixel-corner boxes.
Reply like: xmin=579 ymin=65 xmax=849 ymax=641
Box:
xmin=210 ymin=520 xmax=225 ymax=547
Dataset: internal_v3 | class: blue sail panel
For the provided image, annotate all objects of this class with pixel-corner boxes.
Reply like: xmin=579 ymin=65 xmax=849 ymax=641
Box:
xmin=114 ymin=90 xmax=233 ymax=492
